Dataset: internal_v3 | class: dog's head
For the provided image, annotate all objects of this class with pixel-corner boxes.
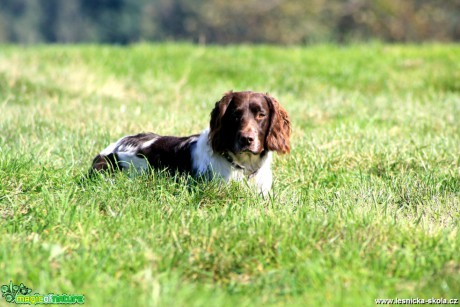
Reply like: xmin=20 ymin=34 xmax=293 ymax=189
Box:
xmin=209 ymin=91 xmax=291 ymax=158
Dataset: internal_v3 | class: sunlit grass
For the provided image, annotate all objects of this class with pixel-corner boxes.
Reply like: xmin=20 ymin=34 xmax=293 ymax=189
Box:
xmin=0 ymin=43 xmax=459 ymax=306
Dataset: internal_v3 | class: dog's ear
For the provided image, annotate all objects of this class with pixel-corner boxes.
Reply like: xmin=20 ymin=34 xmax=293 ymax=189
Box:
xmin=209 ymin=91 xmax=233 ymax=153
xmin=264 ymin=94 xmax=291 ymax=154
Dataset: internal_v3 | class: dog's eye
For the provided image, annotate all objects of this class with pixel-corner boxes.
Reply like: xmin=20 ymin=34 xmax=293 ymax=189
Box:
xmin=256 ymin=113 xmax=266 ymax=120
xmin=232 ymin=111 xmax=243 ymax=121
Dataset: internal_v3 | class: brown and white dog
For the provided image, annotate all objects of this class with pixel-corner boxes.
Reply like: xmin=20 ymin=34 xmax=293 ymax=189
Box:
xmin=90 ymin=91 xmax=291 ymax=194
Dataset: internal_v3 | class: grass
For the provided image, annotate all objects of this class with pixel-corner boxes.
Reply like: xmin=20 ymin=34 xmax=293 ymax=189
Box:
xmin=0 ymin=43 xmax=459 ymax=306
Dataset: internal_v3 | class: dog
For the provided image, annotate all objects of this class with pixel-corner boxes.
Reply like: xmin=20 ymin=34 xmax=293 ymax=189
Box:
xmin=90 ymin=91 xmax=291 ymax=194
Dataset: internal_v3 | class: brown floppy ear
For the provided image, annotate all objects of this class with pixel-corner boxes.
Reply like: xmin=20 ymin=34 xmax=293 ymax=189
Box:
xmin=265 ymin=94 xmax=291 ymax=154
xmin=209 ymin=91 xmax=233 ymax=153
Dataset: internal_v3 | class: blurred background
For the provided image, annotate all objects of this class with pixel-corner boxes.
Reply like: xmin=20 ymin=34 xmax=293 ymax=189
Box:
xmin=1 ymin=0 xmax=459 ymax=44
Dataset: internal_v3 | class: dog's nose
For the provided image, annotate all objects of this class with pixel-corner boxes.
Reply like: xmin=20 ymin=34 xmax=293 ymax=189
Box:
xmin=238 ymin=132 xmax=254 ymax=146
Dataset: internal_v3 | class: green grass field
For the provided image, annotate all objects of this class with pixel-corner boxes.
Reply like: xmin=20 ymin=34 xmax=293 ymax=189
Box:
xmin=1 ymin=43 xmax=459 ymax=306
